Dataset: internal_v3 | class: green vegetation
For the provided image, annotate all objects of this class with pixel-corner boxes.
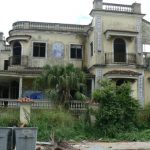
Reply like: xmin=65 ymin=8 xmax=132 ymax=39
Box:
xmin=93 ymin=79 xmax=140 ymax=137
xmin=0 ymin=107 xmax=98 ymax=141
xmin=2 ymin=77 xmax=150 ymax=142
xmin=33 ymin=64 xmax=87 ymax=105
xmin=1 ymin=106 xmax=150 ymax=141
xmin=0 ymin=108 xmax=19 ymax=126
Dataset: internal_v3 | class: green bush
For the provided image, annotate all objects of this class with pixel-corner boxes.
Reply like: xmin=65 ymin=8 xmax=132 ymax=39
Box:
xmin=93 ymin=79 xmax=140 ymax=137
xmin=137 ymin=103 xmax=150 ymax=128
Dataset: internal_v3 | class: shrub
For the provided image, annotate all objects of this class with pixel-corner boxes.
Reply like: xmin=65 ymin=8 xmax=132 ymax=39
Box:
xmin=137 ymin=102 xmax=150 ymax=128
xmin=93 ymin=79 xmax=140 ymax=137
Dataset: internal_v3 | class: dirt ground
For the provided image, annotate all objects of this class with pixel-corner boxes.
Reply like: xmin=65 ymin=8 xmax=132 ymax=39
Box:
xmin=36 ymin=141 xmax=150 ymax=150
xmin=71 ymin=141 xmax=150 ymax=150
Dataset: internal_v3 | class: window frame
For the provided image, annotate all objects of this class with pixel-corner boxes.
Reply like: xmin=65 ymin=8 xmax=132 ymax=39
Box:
xmin=113 ymin=38 xmax=126 ymax=63
xmin=70 ymin=44 xmax=83 ymax=60
xmin=32 ymin=42 xmax=47 ymax=58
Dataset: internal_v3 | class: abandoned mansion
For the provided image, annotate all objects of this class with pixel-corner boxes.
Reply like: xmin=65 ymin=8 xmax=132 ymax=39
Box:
xmin=0 ymin=0 xmax=150 ymax=106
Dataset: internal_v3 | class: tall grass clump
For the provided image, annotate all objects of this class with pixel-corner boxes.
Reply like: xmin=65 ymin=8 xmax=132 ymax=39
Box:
xmin=0 ymin=108 xmax=19 ymax=126
xmin=29 ymin=107 xmax=79 ymax=141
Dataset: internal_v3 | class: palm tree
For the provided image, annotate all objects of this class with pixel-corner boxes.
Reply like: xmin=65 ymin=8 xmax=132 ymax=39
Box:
xmin=33 ymin=64 xmax=87 ymax=105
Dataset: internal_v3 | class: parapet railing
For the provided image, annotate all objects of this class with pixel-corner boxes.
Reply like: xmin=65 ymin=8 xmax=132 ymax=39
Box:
xmin=103 ymin=3 xmax=133 ymax=13
xmin=0 ymin=99 xmax=52 ymax=109
xmin=0 ymin=99 xmax=89 ymax=112
xmin=9 ymin=55 xmax=28 ymax=66
xmin=12 ymin=21 xmax=89 ymax=33
xmin=66 ymin=100 xmax=89 ymax=116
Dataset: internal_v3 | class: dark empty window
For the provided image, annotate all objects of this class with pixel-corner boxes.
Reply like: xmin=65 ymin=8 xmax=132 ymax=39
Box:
xmin=33 ymin=42 xmax=46 ymax=57
xmin=12 ymin=42 xmax=21 ymax=65
xmin=90 ymin=42 xmax=93 ymax=56
xmin=4 ymin=60 xmax=9 ymax=70
xmin=70 ymin=44 xmax=82 ymax=59
xmin=114 ymin=38 xmax=126 ymax=62
xmin=13 ymin=42 xmax=21 ymax=56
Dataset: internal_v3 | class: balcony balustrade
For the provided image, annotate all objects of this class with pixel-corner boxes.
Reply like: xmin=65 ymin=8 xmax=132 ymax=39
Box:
xmin=12 ymin=21 xmax=89 ymax=33
xmin=9 ymin=55 xmax=28 ymax=66
xmin=103 ymin=3 xmax=133 ymax=13
xmin=105 ymin=53 xmax=136 ymax=65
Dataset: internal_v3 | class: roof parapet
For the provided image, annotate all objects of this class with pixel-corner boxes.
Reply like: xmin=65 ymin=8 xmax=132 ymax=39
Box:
xmin=92 ymin=0 xmax=141 ymax=14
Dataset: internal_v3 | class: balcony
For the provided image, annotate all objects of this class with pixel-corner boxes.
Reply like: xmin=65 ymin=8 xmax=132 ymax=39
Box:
xmin=105 ymin=53 xmax=136 ymax=65
xmin=9 ymin=55 xmax=28 ymax=66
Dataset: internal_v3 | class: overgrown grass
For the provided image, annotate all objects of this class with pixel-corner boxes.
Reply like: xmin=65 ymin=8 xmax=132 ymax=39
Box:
xmin=30 ymin=107 xmax=77 ymax=141
xmin=29 ymin=107 xmax=100 ymax=141
xmin=0 ymin=108 xmax=19 ymax=126
xmin=1 ymin=107 xmax=150 ymax=142
xmin=0 ymin=107 xmax=98 ymax=141
xmin=115 ymin=129 xmax=150 ymax=141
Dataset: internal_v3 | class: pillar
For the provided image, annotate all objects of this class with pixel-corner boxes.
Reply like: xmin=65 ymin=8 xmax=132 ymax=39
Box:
xmin=19 ymin=77 xmax=23 ymax=98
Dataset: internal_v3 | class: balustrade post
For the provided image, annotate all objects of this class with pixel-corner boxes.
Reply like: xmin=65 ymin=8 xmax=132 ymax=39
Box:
xmin=93 ymin=0 xmax=103 ymax=9
xmin=132 ymin=3 xmax=141 ymax=13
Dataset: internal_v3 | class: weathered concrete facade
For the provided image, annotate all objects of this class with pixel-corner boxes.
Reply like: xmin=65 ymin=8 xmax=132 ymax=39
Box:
xmin=1 ymin=0 xmax=150 ymax=106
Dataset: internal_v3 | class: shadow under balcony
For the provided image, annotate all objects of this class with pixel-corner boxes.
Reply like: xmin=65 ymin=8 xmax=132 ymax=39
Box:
xmin=9 ymin=55 xmax=28 ymax=66
xmin=105 ymin=53 xmax=136 ymax=65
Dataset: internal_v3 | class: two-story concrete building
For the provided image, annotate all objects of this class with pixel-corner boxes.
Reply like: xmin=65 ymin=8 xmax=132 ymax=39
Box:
xmin=0 ymin=0 xmax=150 ymax=106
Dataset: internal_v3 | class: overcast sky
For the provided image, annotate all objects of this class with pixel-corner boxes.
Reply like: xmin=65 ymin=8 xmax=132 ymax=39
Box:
xmin=0 ymin=0 xmax=149 ymax=38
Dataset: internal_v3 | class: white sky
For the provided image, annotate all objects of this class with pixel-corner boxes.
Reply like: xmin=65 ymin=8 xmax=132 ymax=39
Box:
xmin=0 ymin=0 xmax=150 ymax=38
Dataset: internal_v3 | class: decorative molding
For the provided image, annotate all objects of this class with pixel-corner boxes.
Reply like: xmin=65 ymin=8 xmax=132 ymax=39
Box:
xmin=96 ymin=68 xmax=103 ymax=78
xmin=95 ymin=16 xmax=102 ymax=51
xmin=95 ymin=68 xmax=103 ymax=88
xmin=104 ymin=30 xmax=138 ymax=40
xmin=90 ymin=10 xmax=144 ymax=18
xmin=7 ymin=35 xmax=31 ymax=43
xmin=136 ymin=17 xmax=142 ymax=53
xmin=96 ymin=17 xmax=101 ymax=29
xmin=138 ymin=72 xmax=144 ymax=107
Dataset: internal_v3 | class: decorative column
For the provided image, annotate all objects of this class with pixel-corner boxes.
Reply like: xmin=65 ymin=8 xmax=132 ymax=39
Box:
xmin=95 ymin=68 xmax=103 ymax=89
xmin=138 ymin=73 xmax=144 ymax=107
xmin=19 ymin=77 xmax=23 ymax=98
xmin=136 ymin=17 xmax=144 ymax=66
xmin=95 ymin=16 xmax=103 ymax=52
xmin=136 ymin=17 xmax=142 ymax=54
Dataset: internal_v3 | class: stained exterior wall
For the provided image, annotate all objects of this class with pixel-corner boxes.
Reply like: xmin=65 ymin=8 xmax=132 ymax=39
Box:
xmin=9 ymin=30 xmax=85 ymax=68
xmin=142 ymin=20 xmax=150 ymax=45
xmin=0 ymin=51 xmax=10 ymax=70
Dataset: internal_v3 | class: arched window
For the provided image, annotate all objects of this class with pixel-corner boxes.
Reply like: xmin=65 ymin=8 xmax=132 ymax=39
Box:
xmin=114 ymin=38 xmax=126 ymax=62
xmin=12 ymin=42 xmax=21 ymax=65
